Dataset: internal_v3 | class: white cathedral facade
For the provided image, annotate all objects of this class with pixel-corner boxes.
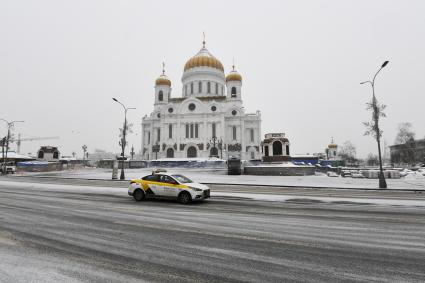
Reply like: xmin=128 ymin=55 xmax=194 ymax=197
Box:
xmin=141 ymin=41 xmax=262 ymax=160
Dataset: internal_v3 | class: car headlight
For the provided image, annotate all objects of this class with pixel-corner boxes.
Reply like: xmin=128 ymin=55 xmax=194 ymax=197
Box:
xmin=188 ymin=186 xmax=202 ymax=192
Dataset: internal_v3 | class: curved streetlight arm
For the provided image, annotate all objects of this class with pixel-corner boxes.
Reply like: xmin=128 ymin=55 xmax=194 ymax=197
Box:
xmin=372 ymin=66 xmax=384 ymax=86
xmin=0 ymin=119 xmax=25 ymax=127
xmin=112 ymin=98 xmax=126 ymax=111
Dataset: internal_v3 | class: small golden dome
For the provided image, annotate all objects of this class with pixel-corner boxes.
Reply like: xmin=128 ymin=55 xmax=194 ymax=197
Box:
xmin=328 ymin=143 xmax=338 ymax=149
xmin=184 ymin=47 xmax=224 ymax=72
xmin=155 ymin=74 xmax=171 ymax=87
xmin=226 ymin=69 xmax=242 ymax=82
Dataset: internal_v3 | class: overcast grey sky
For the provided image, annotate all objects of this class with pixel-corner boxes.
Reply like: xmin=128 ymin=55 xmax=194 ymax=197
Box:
xmin=1 ymin=0 xmax=424 ymax=158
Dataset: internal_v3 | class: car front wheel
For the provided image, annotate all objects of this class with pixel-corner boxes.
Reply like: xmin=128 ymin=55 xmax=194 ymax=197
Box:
xmin=178 ymin=191 xmax=192 ymax=204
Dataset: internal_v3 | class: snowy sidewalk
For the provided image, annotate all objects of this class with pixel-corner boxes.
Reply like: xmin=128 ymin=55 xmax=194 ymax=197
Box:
xmin=14 ymin=168 xmax=425 ymax=191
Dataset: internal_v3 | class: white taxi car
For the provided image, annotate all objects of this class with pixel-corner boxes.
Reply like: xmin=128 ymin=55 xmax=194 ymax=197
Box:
xmin=128 ymin=170 xmax=210 ymax=204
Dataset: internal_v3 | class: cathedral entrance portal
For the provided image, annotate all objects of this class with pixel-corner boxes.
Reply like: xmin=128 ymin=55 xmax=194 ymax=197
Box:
xmin=166 ymin=148 xmax=174 ymax=158
xmin=210 ymin=147 xmax=218 ymax=157
xmin=187 ymin=146 xmax=197 ymax=158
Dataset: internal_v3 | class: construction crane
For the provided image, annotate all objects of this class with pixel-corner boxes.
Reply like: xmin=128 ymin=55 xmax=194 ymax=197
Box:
xmin=15 ymin=134 xmax=60 ymax=153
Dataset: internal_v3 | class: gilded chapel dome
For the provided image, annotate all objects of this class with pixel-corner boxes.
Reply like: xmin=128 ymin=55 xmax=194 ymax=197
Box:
xmin=328 ymin=143 xmax=338 ymax=149
xmin=226 ymin=68 xmax=242 ymax=82
xmin=155 ymin=74 xmax=171 ymax=87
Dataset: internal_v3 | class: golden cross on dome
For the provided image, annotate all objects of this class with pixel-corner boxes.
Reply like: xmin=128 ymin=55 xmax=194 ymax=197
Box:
xmin=232 ymin=57 xmax=235 ymax=71
xmin=162 ymin=62 xmax=165 ymax=75
xmin=202 ymin=31 xmax=206 ymax=48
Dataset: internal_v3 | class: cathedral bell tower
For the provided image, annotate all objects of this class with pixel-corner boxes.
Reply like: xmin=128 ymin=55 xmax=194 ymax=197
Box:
xmin=154 ymin=64 xmax=171 ymax=105
xmin=225 ymin=64 xmax=242 ymax=100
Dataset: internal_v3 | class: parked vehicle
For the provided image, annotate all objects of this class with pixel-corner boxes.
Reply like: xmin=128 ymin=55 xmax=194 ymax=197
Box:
xmin=0 ymin=162 xmax=16 ymax=174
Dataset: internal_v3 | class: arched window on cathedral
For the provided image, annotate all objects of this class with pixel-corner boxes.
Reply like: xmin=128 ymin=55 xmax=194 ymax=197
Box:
xmin=190 ymin=83 xmax=194 ymax=94
xmin=158 ymin=90 xmax=163 ymax=101
xmin=207 ymin=82 xmax=211 ymax=94
xmin=215 ymin=83 xmax=218 ymax=94
xmin=212 ymin=123 xmax=216 ymax=138
xmin=232 ymin=126 xmax=237 ymax=140
xmin=198 ymin=81 xmax=202 ymax=93
xmin=168 ymin=124 xmax=172 ymax=139
xmin=231 ymin=87 xmax=237 ymax=98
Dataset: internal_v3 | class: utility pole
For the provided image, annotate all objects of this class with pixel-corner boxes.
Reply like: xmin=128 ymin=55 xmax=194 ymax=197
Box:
xmin=0 ymin=119 xmax=24 ymax=174
xmin=1 ymin=137 xmax=5 ymax=170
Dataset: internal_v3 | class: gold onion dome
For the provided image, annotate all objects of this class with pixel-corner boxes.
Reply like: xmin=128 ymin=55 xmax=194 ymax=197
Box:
xmin=328 ymin=143 xmax=338 ymax=149
xmin=184 ymin=42 xmax=224 ymax=72
xmin=155 ymin=74 xmax=171 ymax=87
xmin=226 ymin=66 xmax=242 ymax=82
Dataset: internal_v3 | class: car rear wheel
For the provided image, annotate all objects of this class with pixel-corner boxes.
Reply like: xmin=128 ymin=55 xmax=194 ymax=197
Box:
xmin=178 ymin=191 xmax=192 ymax=204
xmin=133 ymin=189 xmax=145 ymax=201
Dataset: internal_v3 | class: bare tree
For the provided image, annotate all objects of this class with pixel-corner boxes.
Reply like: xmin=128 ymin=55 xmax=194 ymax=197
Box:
xmin=119 ymin=123 xmax=133 ymax=149
xmin=394 ymin=122 xmax=415 ymax=144
xmin=393 ymin=122 xmax=417 ymax=165
xmin=339 ymin=141 xmax=357 ymax=165
xmin=366 ymin=153 xmax=379 ymax=166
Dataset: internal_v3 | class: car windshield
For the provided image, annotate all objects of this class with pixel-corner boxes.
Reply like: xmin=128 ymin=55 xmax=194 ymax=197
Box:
xmin=171 ymin=174 xmax=193 ymax=183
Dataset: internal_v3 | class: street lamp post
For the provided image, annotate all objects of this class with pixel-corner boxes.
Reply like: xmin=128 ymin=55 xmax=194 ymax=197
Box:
xmin=112 ymin=98 xmax=135 ymax=180
xmin=82 ymin=144 xmax=87 ymax=166
xmin=218 ymin=139 xmax=224 ymax=159
xmin=209 ymin=136 xmax=217 ymax=157
xmin=209 ymin=136 xmax=223 ymax=158
xmin=0 ymin=119 xmax=24 ymax=174
xmin=361 ymin=61 xmax=389 ymax=189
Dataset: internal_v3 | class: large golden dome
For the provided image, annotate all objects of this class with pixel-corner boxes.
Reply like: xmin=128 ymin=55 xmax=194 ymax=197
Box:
xmin=155 ymin=74 xmax=171 ymax=87
xmin=184 ymin=45 xmax=224 ymax=72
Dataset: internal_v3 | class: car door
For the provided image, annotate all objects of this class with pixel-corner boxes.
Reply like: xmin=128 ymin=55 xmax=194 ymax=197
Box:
xmin=160 ymin=175 xmax=180 ymax=197
xmin=143 ymin=174 xmax=164 ymax=196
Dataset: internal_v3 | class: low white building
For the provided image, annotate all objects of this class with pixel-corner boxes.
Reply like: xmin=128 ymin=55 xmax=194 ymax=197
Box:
xmin=261 ymin=133 xmax=291 ymax=162
xmin=141 ymin=40 xmax=261 ymax=160
xmin=37 ymin=146 xmax=60 ymax=161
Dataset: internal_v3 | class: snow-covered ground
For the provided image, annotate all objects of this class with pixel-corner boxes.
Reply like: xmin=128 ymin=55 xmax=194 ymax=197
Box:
xmin=17 ymin=167 xmax=425 ymax=191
